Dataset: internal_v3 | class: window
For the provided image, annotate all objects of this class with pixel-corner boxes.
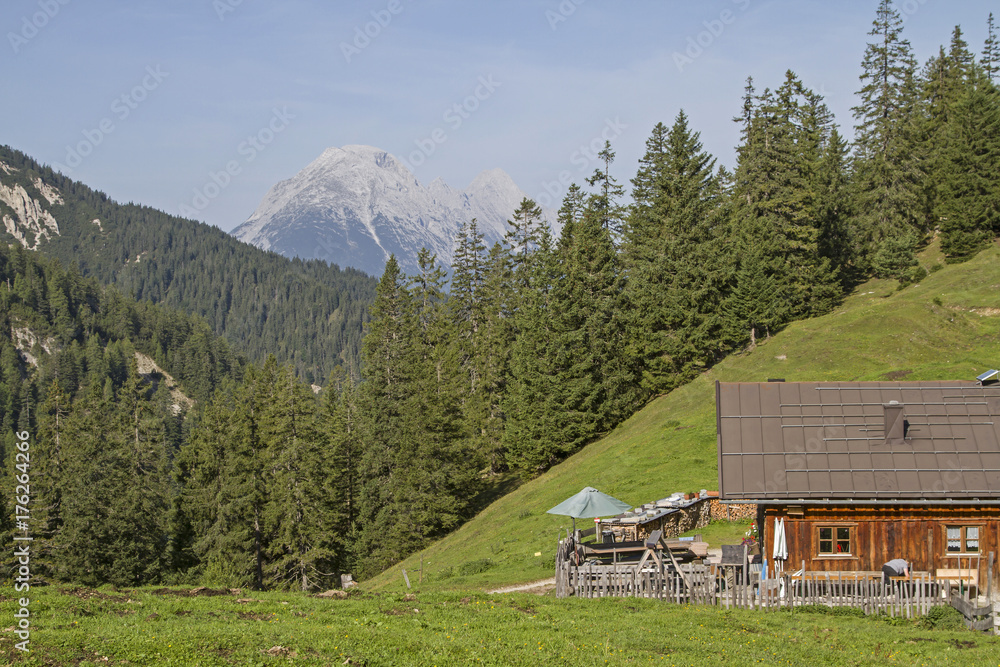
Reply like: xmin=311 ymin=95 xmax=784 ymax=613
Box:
xmin=817 ymin=525 xmax=853 ymax=555
xmin=946 ymin=526 xmax=980 ymax=554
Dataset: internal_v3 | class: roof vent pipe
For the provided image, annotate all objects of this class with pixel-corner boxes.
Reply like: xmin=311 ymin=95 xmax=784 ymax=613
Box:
xmin=884 ymin=402 xmax=905 ymax=444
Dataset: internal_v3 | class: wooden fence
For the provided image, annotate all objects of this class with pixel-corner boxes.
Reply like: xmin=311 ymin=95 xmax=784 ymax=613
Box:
xmin=554 ymin=537 xmax=990 ymax=624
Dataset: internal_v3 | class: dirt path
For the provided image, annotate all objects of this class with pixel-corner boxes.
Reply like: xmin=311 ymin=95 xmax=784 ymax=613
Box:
xmin=486 ymin=577 xmax=556 ymax=595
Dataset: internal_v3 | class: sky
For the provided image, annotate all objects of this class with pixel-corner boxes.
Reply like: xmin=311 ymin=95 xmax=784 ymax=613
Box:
xmin=4 ymin=0 xmax=998 ymax=232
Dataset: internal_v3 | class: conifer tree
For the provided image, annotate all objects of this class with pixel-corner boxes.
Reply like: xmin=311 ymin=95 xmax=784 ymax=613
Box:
xmin=851 ymin=0 xmax=923 ymax=278
xmin=727 ymin=73 xmax=844 ymax=344
xmin=984 ymin=13 xmax=1000 ymax=81
xmin=30 ymin=381 xmax=70 ymax=580
xmin=815 ymin=127 xmax=855 ymax=286
xmin=397 ymin=249 xmax=479 ymax=551
xmin=320 ymin=367 xmax=359 ymax=564
xmin=262 ymin=365 xmax=338 ymax=591
xmin=624 ymin=112 xmax=727 ymax=392
xmin=473 ymin=243 xmax=514 ymax=472
xmin=937 ymin=68 xmax=1000 ymax=260
xmin=510 ymin=185 xmax=638 ymax=472
xmin=505 ymin=198 xmax=547 ymax=288
xmin=60 ymin=364 xmax=170 ymax=586
xmin=585 ymin=142 xmax=627 ymax=240
xmin=450 ymin=220 xmax=496 ymax=469
xmin=725 ymin=219 xmax=785 ymax=348
xmin=919 ymin=28 xmax=978 ymax=231
xmin=355 ymin=256 xmax=413 ymax=576
xmin=502 ymin=227 xmax=563 ymax=474
xmin=181 ymin=366 xmax=272 ymax=588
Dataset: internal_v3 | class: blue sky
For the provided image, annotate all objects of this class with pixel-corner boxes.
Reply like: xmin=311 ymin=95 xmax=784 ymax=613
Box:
xmin=4 ymin=0 xmax=997 ymax=231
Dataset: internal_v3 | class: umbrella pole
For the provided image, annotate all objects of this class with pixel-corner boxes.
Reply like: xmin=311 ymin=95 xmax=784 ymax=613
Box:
xmin=572 ymin=517 xmax=579 ymax=566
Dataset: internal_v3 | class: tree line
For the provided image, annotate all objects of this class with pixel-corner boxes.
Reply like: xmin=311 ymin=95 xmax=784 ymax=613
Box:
xmin=0 ymin=146 xmax=377 ymax=384
xmin=3 ymin=1 xmax=1000 ymax=589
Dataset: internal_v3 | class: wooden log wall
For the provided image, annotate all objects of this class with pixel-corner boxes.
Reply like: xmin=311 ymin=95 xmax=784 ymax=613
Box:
xmin=764 ymin=505 xmax=1000 ymax=592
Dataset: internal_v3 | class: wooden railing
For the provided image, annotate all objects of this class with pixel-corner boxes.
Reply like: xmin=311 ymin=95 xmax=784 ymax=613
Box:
xmin=553 ymin=537 xmax=991 ymax=624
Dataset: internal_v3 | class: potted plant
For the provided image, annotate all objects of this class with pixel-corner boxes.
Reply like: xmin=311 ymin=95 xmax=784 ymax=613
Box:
xmin=741 ymin=521 xmax=760 ymax=556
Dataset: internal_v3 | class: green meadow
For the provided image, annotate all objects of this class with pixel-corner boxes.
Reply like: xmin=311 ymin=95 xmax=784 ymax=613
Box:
xmin=369 ymin=241 xmax=1000 ymax=593
xmin=1 ymin=585 xmax=997 ymax=666
xmin=5 ymin=241 xmax=1000 ymax=665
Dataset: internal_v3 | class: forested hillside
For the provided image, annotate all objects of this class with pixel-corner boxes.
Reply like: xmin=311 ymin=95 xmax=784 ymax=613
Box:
xmin=0 ymin=243 xmax=243 ymax=584
xmin=0 ymin=147 xmax=376 ymax=383
xmin=2 ymin=1 xmax=999 ymax=590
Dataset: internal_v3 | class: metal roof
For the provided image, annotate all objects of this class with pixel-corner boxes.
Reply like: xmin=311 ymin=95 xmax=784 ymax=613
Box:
xmin=716 ymin=380 xmax=1000 ymax=502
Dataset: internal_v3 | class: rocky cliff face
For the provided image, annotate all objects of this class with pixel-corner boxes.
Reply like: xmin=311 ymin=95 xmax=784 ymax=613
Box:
xmin=0 ymin=161 xmax=62 ymax=250
xmin=232 ymin=145 xmax=548 ymax=277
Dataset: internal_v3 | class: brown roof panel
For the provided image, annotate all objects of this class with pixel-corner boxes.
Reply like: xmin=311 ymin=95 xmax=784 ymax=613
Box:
xmin=717 ymin=381 xmax=1000 ymax=501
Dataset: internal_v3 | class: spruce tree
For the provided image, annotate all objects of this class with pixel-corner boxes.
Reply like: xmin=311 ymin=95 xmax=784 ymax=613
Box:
xmin=851 ymin=0 xmax=923 ymax=278
xmin=585 ymin=142 xmax=627 ymax=240
xmin=262 ymin=365 xmax=338 ymax=591
xmin=937 ymin=69 xmax=1000 ymax=260
xmin=398 ymin=249 xmax=479 ymax=551
xmin=623 ymin=112 xmax=727 ymax=392
xmin=502 ymin=227 xmax=563 ymax=474
xmin=355 ymin=256 xmax=413 ymax=576
xmin=474 ymin=242 xmax=514 ymax=473
xmin=727 ymin=73 xmax=844 ymax=345
xmin=60 ymin=364 xmax=170 ymax=586
xmin=320 ymin=367 xmax=359 ymax=568
xmin=30 ymin=381 xmax=70 ymax=580
xmin=985 ymin=13 xmax=1000 ymax=82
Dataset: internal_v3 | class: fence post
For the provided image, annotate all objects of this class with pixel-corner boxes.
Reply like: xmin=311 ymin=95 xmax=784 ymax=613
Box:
xmin=988 ymin=551 xmax=994 ymax=603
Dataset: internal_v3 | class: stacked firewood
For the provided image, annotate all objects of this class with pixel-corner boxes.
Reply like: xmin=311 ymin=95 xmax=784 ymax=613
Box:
xmin=708 ymin=499 xmax=757 ymax=521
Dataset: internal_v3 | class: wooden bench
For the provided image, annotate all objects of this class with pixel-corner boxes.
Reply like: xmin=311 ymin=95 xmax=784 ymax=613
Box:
xmin=936 ymin=568 xmax=979 ymax=589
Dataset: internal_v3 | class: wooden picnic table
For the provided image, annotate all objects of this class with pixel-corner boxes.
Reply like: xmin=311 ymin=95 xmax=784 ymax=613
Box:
xmin=582 ymin=539 xmax=708 ymax=563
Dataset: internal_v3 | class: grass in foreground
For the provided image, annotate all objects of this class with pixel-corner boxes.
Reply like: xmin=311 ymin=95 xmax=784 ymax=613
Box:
xmin=1 ymin=585 xmax=998 ymax=666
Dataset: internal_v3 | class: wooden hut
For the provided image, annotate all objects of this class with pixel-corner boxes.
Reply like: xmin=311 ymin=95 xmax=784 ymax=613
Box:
xmin=716 ymin=379 xmax=1000 ymax=591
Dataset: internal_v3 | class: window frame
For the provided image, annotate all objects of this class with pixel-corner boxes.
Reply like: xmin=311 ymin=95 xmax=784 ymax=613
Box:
xmin=944 ymin=524 xmax=982 ymax=556
xmin=812 ymin=522 xmax=858 ymax=561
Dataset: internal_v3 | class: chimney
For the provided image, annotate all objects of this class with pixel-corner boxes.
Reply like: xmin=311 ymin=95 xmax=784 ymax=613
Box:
xmin=884 ymin=400 xmax=905 ymax=444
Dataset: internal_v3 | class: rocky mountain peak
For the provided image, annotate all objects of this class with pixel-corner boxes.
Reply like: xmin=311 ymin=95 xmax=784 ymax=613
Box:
xmin=232 ymin=145 xmax=550 ymax=277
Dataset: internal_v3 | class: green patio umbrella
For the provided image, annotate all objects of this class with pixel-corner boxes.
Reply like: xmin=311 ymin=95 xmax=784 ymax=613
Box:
xmin=547 ymin=486 xmax=632 ymax=533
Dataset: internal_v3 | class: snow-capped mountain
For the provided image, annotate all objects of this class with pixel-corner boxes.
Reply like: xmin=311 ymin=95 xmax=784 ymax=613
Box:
xmin=233 ymin=145 xmax=548 ymax=277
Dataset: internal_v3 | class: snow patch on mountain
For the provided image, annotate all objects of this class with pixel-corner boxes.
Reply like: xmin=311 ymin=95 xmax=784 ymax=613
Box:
xmin=233 ymin=145 xmax=551 ymax=277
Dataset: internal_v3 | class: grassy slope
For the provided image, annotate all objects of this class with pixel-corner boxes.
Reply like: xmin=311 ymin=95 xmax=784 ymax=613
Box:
xmin=369 ymin=241 xmax=1000 ymax=592
xmin=2 ymin=586 xmax=994 ymax=666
